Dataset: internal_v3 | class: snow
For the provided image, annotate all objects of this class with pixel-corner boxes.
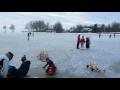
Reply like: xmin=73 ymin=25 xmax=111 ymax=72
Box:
xmin=0 ymin=32 xmax=120 ymax=78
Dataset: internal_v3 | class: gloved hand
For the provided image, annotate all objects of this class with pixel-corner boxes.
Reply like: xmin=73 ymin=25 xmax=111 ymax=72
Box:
xmin=43 ymin=67 xmax=45 ymax=69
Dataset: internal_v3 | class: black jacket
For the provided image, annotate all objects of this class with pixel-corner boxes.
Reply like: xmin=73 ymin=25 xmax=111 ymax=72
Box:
xmin=7 ymin=60 xmax=31 ymax=78
xmin=43 ymin=60 xmax=55 ymax=68
xmin=18 ymin=60 xmax=31 ymax=77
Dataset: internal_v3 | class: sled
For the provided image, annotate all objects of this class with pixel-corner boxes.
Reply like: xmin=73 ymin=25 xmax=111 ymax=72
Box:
xmin=37 ymin=52 xmax=49 ymax=62
xmin=46 ymin=66 xmax=57 ymax=75
xmin=86 ymin=63 xmax=105 ymax=75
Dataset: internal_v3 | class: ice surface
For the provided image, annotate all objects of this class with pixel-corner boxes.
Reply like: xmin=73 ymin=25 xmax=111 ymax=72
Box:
xmin=0 ymin=32 xmax=120 ymax=78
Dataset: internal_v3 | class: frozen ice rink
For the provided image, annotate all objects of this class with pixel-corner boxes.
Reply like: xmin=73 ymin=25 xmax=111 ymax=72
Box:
xmin=0 ymin=32 xmax=120 ymax=78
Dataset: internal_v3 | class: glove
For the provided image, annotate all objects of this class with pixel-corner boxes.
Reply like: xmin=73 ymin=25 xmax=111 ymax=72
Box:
xmin=43 ymin=67 xmax=45 ymax=68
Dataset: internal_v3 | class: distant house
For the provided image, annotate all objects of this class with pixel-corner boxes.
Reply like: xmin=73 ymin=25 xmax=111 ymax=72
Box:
xmin=82 ymin=28 xmax=92 ymax=33
xmin=46 ymin=29 xmax=55 ymax=33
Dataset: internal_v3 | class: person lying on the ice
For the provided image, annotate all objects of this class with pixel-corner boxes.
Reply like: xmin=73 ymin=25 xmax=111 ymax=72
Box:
xmin=87 ymin=64 xmax=100 ymax=72
xmin=7 ymin=55 xmax=31 ymax=78
xmin=43 ymin=57 xmax=55 ymax=73
xmin=91 ymin=66 xmax=100 ymax=72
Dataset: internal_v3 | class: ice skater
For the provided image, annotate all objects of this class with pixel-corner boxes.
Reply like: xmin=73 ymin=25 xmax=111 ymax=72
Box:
xmin=99 ymin=33 xmax=101 ymax=38
xmin=81 ymin=36 xmax=85 ymax=49
xmin=76 ymin=35 xmax=81 ymax=49
xmin=27 ymin=33 xmax=30 ymax=40
xmin=114 ymin=33 xmax=115 ymax=38
xmin=109 ymin=34 xmax=111 ymax=38
xmin=86 ymin=37 xmax=90 ymax=50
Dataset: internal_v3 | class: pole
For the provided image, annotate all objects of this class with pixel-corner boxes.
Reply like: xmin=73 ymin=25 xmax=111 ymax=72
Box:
xmin=22 ymin=20 xmax=23 ymax=32
xmin=104 ymin=17 xmax=106 ymax=32
xmin=22 ymin=20 xmax=24 ymax=32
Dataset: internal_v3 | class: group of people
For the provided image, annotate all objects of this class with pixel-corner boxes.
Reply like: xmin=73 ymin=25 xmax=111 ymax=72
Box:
xmin=99 ymin=33 xmax=116 ymax=38
xmin=76 ymin=35 xmax=90 ymax=50
xmin=0 ymin=51 xmax=55 ymax=78
xmin=109 ymin=34 xmax=115 ymax=38
xmin=0 ymin=52 xmax=31 ymax=78
xmin=27 ymin=32 xmax=34 ymax=40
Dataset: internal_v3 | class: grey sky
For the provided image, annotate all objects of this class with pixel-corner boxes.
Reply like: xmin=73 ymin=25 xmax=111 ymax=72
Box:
xmin=0 ymin=12 xmax=120 ymax=32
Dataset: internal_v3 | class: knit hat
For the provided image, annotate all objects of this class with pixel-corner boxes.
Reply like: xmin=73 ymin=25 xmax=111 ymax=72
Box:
xmin=6 ymin=52 xmax=14 ymax=60
xmin=46 ymin=57 xmax=50 ymax=61
xmin=21 ymin=55 xmax=27 ymax=61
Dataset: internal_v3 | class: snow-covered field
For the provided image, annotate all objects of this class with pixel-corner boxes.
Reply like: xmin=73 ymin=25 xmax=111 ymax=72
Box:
xmin=0 ymin=32 xmax=120 ymax=78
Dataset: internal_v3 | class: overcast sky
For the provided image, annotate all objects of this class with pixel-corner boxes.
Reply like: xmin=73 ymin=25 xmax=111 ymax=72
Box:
xmin=0 ymin=12 xmax=120 ymax=32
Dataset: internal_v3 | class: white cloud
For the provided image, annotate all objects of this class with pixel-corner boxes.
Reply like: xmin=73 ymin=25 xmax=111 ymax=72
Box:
xmin=14 ymin=12 xmax=34 ymax=16
xmin=0 ymin=12 xmax=120 ymax=31
xmin=62 ymin=22 xmax=75 ymax=26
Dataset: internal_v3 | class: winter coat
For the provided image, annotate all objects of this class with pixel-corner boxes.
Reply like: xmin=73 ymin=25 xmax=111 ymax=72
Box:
xmin=86 ymin=38 xmax=90 ymax=48
xmin=18 ymin=60 xmax=31 ymax=77
xmin=81 ymin=38 xmax=85 ymax=43
xmin=0 ymin=55 xmax=10 ymax=78
xmin=77 ymin=36 xmax=80 ymax=42
xmin=7 ymin=60 xmax=31 ymax=78
xmin=43 ymin=60 xmax=55 ymax=68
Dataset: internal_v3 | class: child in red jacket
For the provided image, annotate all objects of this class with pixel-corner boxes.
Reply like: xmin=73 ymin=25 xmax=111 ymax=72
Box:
xmin=76 ymin=35 xmax=81 ymax=49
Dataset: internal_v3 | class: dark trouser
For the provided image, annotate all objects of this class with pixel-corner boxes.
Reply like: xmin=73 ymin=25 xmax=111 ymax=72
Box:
xmin=77 ymin=42 xmax=80 ymax=48
xmin=86 ymin=44 xmax=89 ymax=49
xmin=7 ymin=66 xmax=18 ymax=78
xmin=8 ymin=66 xmax=23 ymax=78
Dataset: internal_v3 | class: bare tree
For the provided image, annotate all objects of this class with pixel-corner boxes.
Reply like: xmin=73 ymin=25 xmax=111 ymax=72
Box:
xmin=53 ymin=21 xmax=63 ymax=33
xmin=46 ymin=22 xmax=50 ymax=30
xmin=99 ymin=24 xmax=105 ymax=32
xmin=25 ymin=23 xmax=30 ymax=31
xmin=3 ymin=25 xmax=7 ymax=33
xmin=106 ymin=24 xmax=111 ymax=32
xmin=76 ymin=25 xmax=83 ymax=33
xmin=25 ymin=20 xmax=46 ymax=32
xmin=9 ymin=24 xmax=15 ymax=32
xmin=111 ymin=22 xmax=120 ymax=32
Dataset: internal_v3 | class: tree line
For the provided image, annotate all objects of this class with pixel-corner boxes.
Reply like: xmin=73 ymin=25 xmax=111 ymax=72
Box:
xmin=25 ymin=20 xmax=120 ymax=33
xmin=25 ymin=20 xmax=64 ymax=33
xmin=2 ymin=20 xmax=120 ymax=33
xmin=99 ymin=22 xmax=120 ymax=33
xmin=69 ymin=22 xmax=120 ymax=33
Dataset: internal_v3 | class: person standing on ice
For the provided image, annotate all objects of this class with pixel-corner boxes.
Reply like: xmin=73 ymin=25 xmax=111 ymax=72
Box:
xmin=29 ymin=32 xmax=31 ymax=36
xmin=81 ymin=36 xmax=85 ymax=49
xmin=99 ymin=33 xmax=101 ymax=38
xmin=76 ymin=35 xmax=81 ymax=49
xmin=114 ymin=33 xmax=115 ymax=38
xmin=109 ymin=34 xmax=111 ymax=38
xmin=86 ymin=37 xmax=90 ymax=49
xmin=27 ymin=32 xmax=30 ymax=40
xmin=0 ymin=52 xmax=14 ymax=78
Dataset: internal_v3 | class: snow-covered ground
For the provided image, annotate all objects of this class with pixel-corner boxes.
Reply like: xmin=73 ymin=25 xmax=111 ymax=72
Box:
xmin=0 ymin=32 xmax=120 ymax=78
